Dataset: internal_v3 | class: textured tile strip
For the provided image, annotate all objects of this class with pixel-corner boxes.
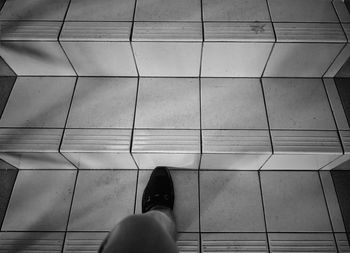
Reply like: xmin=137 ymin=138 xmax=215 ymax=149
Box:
xmin=0 ymin=232 xmax=64 ymax=253
xmin=63 ymin=232 xmax=108 ymax=253
xmin=177 ymin=233 xmax=199 ymax=253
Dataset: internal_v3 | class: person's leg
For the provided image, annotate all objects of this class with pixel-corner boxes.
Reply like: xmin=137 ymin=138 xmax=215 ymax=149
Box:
xmin=99 ymin=167 xmax=178 ymax=253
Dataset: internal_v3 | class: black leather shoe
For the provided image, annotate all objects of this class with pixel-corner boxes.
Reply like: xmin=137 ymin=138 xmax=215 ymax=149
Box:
xmin=142 ymin=166 xmax=174 ymax=213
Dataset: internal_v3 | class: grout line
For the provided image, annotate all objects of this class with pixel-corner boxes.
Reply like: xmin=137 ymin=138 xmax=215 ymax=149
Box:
xmin=318 ymin=171 xmax=341 ymax=253
xmin=58 ymin=77 xmax=79 ymax=170
xmin=334 ymin=78 xmax=350 ymax=127
xmin=322 ymin=43 xmax=347 ymax=79
xmin=197 ymin=156 xmax=202 ymax=253
xmin=261 ymin=43 xmax=275 ymax=78
xmin=258 ymin=79 xmax=274 ymax=171
xmin=0 ymin=169 xmax=18 ymax=231
xmin=61 ymin=169 xmax=79 ymax=253
xmin=258 ymin=171 xmax=272 ymax=253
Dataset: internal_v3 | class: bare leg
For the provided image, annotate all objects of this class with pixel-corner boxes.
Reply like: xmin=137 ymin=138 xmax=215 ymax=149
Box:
xmin=99 ymin=208 xmax=178 ymax=253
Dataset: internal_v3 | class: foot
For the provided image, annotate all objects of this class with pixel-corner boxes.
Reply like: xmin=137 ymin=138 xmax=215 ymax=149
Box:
xmin=142 ymin=166 xmax=174 ymax=213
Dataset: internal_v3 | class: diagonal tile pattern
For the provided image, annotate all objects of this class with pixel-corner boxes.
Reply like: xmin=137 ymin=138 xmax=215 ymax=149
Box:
xmin=0 ymin=0 xmax=350 ymax=251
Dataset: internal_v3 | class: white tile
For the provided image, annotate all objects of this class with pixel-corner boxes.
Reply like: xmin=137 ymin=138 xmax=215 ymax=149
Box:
xmin=133 ymin=42 xmax=201 ymax=76
xmin=264 ymin=43 xmax=344 ymax=77
xmin=60 ymin=22 xmax=136 ymax=76
xmin=61 ymin=129 xmax=137 ymax=169
xmin=132 ymin=129 xmax=201 ymax=170
xmin=201 ymin=130 xmax=271 ymax=170
xmin=135 ymin=78 xmax=200 ymax=129
xmin=135 ymin=0 xmax=201 ymax=21
xmin=66 ymin=77 xmax=137 ymax=129
xmin=0 ymin=77 xmax=75 ymax=128
xmin=0 ymin=128 xmax=75 ymax=169
xmin=202 ymin=233 xmax=268 ymax=253
xmin=2 ymin=170 xmax=76 ymax=231
xmin=0 ymin=42 xmax=75 ymax=75
xmin=261 ymin=171 xmax=332 ymax=232
xmin=135 ymin=170 xmax=199 ymax=232
xmin=61 ymin=42 xmax=136 ymax=76
xmin=200 ymin=171 xmax=265 ymax=232
xmin=0 ymin=232 xmax=65 ymax=253
xmin=63 ymin=232 xmax=109 ymax=253
xmin=68 ymin=170 xmax=136 ymax=231
xmin=0 ymin=0 xmax=69 ymax=20
xmin=268 ymin=233 xmax=337 ymax=253
xmin=66 ymin=0 xmax=135 ymax=21
xmin=261 ymin=130 xmax=342 ymax=170
xmin=268 ymin=0 xmax=339 ymax=22
xmin=203 ymin=0 xmax=270 ymax=21
xmin=335 ymin=233 xmax=350 ymax=253
xmin=262 ymin=78 xmax=336 ymax=130
xmin=319 ymin=171 xmax=346 ymax=232
xmin=201 ymin=78 xmax=268 ymax=129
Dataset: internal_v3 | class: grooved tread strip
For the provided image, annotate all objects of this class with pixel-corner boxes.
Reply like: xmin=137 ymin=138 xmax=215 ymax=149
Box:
xmin=0 ymin=128 xmax=62 ymax=152
xmin=0 ymin=21 xmax=61 ymax=40
xmin=177 ymin=233 xmax=199 ymax=253
xmin=133 ymin=22 xmax=202 ymax=41
xmin=335 ymin=234 xmax=350 ymax=253
xmin=61 ymin=129 xmax=131 ymax=152
xmin=202 ymin=130 xmax=271 ymax=153
xmin=269 ymin=233 xmax=337 ymax=253
xmin=0 ymin=232 xmax=64 ymax=253
xmin=132 ymin=129 xmax=200 ymax=153
xmin=204 ymin=22 xmax=274 ymax=42
xmin=63 ymin=232 xmax=108 ymax=253
xmin=340 ymin=131 xmax=350 ymax=152
xmin=60 ymin=22 xmax=131 ymax=41
xmin=274 ymin=23 xmax=346 ymax=43
xmin=271 ymin=130 xmax=342 ymax=153
xmin=202 ymin=233 xmax=268 ymax=253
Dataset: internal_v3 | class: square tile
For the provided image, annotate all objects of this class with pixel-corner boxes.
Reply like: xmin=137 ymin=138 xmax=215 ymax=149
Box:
xmin=320 ymin=171 xmax=346 ymax=232
xmin=63 ymin=232 xmax=109 ymax=253
xmin=0 ymin=0 xmax=70 ymax=20
xmin=132 ymin=129 xmax=201 ymax=170
xmin=67 ymin=77 xmax=137 ymax=129
xmin=61 ymin=129 xmax=137 ymax=170
xmin=0 ymin=76 xmax=15 ymax=118
xmin=264 ymin=43 xmax=344 ymax=77
xmin=2 ymin=170 xmax=76 ymax=231
xmin=135 ymin=78 xmax=200 ymax=129
xmin=133 ymin=42 xmax=201 ymax=77
xmin=262 ymin=78 xmax=336 ymax=130
xmin=202 ymin=42 xmax=273 ymax=77
xmin=0 ymin=77 xmax=75 ymax=128
xmin=135 ymin=0 xmax=201 ymax=21
xmin=268 ymin=0 xmax=339 ymax=22
xmin=200 ymin=171 xmax=265 ymax=232
xmin=202 ymin=233 xmax=268 ymax=253
xmin=201 ymin=130 xmax=272 ymax=170
xmin=60 ymin=21 xmax=137 ymax=76
xmin=66 ymin=0 xmax=135 ymax=21
xmin=0 ymin=232 xmax=65 ymax=253
xmin=0 ymin=168 xmax=17 ymax=228
xmin=203 ymin=0 xmax=270 ymax=21
xmin=260 ymin=171 xmax=332 ymax=232
xmin=201 ymin=78 xmax=268 ymax=129
xmin=268 ymin=233 xmax=337 ymax=253
xmin=68 ymin=170 xmax=136 ymax=231
xmin=0 ymin=41 xmax=76 ymax=75
xmin=135 ymin=170 xmax=199 ymax=232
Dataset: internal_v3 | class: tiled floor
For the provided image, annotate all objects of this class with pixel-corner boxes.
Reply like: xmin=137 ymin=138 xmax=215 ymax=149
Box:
xmin=1 ymin=0 xmax=350 ymax=252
